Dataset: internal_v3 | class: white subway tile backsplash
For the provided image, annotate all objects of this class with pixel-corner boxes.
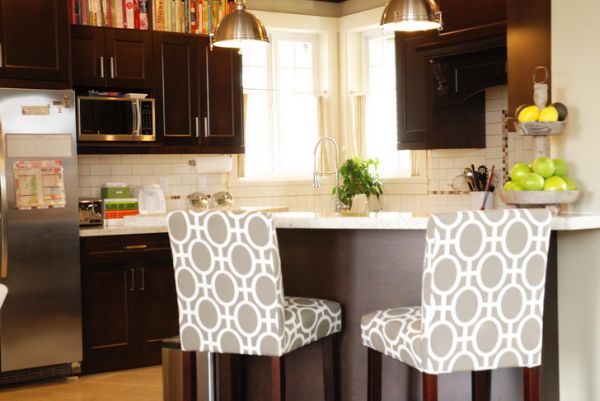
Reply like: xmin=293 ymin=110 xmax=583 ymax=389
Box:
xmin=100 ymin=155 xmax=122 ymax=164
xmin=112 ymin=164 xmax=132 ymax=176
xmin=131 ymin=164 xmax=154 ymax=175
xmin=121 ymin=155 xmax=143 ymax=164
xmin=90 ymin=165 xmax=112 ymax=176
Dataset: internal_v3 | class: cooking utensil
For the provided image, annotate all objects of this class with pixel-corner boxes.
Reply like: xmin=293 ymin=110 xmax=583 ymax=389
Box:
xmin=480 ymin=165 xmax=495 ymax=210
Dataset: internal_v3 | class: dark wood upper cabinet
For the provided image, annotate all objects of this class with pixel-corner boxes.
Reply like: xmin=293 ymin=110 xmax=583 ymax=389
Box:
xmin=105 ymin=29 xmax=153 ymax=88
xmin=438 ymin=0 xmax=506 ymax=37
xmin=395 ymin=12 xmax=508 ymax=150
xmin=153 ymin=32 xmax=199 ymax=143
xmin=395 ymin=32 xmax=433 ymax=150
xmin=199 ymin=38 xmax=244 ymax=149
xmin=0 ymin=0 xmax=70 ymax=86
xmin=71 ymin=25 xmax=105 ymax=87
xmin=152 ymin=33 xmax=244 ymax=152
xmin=72 ymin=25 xmax=153 ymax=89
xmin=507 ymin=0 xmax=551 ymax=121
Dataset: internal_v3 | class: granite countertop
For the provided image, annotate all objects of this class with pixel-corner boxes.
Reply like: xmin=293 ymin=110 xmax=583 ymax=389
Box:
xmin=79 ymin=211 xmax=600 ymax=237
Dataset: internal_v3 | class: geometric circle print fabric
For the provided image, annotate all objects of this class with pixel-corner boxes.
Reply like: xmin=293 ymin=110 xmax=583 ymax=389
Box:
xmin=361 ymin=209 xmax=552 ymax=374
xmin=167 ymin=210 xmax=341 ymax=357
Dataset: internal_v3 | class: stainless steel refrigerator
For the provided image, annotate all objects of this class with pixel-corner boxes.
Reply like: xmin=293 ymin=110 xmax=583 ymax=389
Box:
xmin=0 ymin=88 xmax=82 ymax=383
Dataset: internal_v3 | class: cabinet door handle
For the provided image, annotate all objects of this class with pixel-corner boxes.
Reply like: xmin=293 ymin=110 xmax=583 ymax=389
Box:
xmin=454 ymin=68 xmax=459 ymax=93
xmin=129 ymin=268 xmax=136 ymax=292
xmin=139 ymin=268 xmax=145 ymax=291
xmin=195 ymin=117 xmax=200 ymax=137
xmin=0 ymin=43 xmax=3 ymax=68
xmin=124 ymin=244 xmax=147 ymax=250
xmin=110 ymin=57 xmax=115 ymax=79
xmin=99 ymin=56 xmax=104 ymax=78
xmin=203 ymin=117 xmax=209 ymax=138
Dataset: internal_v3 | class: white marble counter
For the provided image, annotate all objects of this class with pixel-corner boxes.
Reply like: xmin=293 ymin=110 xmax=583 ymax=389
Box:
xmin=79 ymin=211 xmax=600 ymax=237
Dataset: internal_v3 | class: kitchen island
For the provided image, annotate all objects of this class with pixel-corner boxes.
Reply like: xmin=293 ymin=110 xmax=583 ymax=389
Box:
xmin=80 ymin=212 xmax=600 ymax=401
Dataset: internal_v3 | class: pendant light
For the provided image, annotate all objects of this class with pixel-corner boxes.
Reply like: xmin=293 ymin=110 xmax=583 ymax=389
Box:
xmin=381 ymin=0 xmax=442 ymax=32
xmin=213 ymin=0 xmax=269 ymax=48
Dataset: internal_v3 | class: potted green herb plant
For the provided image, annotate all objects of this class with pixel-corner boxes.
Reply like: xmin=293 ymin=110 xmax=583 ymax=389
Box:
xmin=333 ymin=157 xmax=383 ymax=209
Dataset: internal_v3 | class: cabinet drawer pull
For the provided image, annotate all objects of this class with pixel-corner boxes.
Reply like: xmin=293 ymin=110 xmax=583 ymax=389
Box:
xmin=99 ymin=56 xmax=104 ymax=78
xmin=124 ymin=244 xmax=148 ymax=250
xmin=139 ymin=268 xmax=145 ymax=291
xmin=129 ymin=268 xmax=135 ymax=292
xmin=195 ymin=117 xmax=200 ymax=137
xmin=203 ymin=117 xmax=209 ymax=138
xmin=110 ymin=57 xmax=115 ymax=79
xmin=0 ymin=43 xmax=3 ymax=68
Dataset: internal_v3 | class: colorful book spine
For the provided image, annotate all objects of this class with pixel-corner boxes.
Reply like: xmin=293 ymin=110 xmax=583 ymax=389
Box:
xmin=139 ymin=0 xmax=148 ymax=29
xmin=81 ymin=0 xmax=88 ymax=24
xmin=190 ymin=0 xmax=196 ymax=34
xmin=154 ymin=0 xmax=165 ymax=31
xmin=124 ymin=0 xmax=135 ymax=28
xmin=115 ymin=0 xmax=123 ymax=28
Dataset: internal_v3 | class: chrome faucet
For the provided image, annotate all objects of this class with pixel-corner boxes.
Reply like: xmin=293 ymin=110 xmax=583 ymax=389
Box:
xmin=313 ymin=136 xmax=342 ymax=213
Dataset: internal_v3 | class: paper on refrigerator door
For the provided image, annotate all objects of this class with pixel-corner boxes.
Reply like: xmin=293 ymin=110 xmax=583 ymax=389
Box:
xmin=13 ymin=160 xmax=66 ymax=210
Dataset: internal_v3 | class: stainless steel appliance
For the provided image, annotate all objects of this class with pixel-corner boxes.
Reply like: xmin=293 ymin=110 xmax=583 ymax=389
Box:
xmin=77 ymin=96 xmax=156 ymax=142
xmin=78 ymin=199 xmax=103 ymax=227
xmin=0 ymin=88 xmax=82 ymax=384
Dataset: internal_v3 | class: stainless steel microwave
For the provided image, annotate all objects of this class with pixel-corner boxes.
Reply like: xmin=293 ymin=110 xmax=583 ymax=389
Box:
xmin=77 ymin=96 xmax=156 ymax=142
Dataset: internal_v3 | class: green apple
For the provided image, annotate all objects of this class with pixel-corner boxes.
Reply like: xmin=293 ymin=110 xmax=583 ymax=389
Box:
xmin=563 ymin=177 xmax=577 ymax=190
xmin=532 ymin=156 xmax=556 ymax=178
xmin=553 ymin=158 xmax=569 ymax=177
xmin=503 ymin=181 xmax=524 ymax=191
xmin=544 ymin=176 xmax=568 ymax=191
xmin=510 ymin=163 xmax=531 ymax=183
xmin=520 ymin=173 xmax=545 ymax=191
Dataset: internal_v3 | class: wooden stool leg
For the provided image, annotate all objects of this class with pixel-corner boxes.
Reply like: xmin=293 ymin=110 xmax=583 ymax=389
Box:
xmin=182 ymin=351 xmax=197 ymax=401
xmin=367 ymin=348 xmax=382 ymax=401
xmin=271 ymin=356 xmax=286 ymax=401
xmin=472 ymin=370 xmax=491 ymax=401
xmin=422 ymin=372 xmax=438 ymax=401
xmin=322 ymin=335 xmax=340 ymax=401
xmin=523 ymin=367 xmax=541 ymax=401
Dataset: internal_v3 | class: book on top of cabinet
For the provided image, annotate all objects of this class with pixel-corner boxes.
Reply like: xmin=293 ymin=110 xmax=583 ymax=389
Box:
xmin=71 ymin=0 xmax=150 ymax=30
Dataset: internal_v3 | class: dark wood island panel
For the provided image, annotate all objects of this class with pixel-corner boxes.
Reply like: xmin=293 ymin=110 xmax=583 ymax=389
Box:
xmin=218 ymin=229 xmax=559 ymax=401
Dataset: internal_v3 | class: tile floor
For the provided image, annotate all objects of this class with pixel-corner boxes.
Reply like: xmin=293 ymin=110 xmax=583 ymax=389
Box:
xmin=0 ymin=366 xmax=162 ymax=401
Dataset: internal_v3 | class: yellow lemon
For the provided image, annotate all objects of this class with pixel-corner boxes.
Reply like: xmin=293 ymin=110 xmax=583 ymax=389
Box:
xmin=518 ymin=105 xmax=540 ymax=123
xmin=539 ymin=105 xmax=559 ymax=122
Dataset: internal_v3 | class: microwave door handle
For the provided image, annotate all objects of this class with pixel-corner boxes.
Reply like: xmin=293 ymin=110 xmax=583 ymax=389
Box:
xmin=131 ymin=100 xmax=141 ymax=136
xmin=0 ymin=121 xmax=8 ymax=278
xmin=136 ymin=101 xmax=142 ymax=136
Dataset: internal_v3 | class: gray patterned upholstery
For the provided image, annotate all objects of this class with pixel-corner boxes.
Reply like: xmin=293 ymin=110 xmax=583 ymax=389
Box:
xmin=167 ymin=210 xmax=342 ymax=357
xmin=361 ymin=209 xmax=552 ymax=374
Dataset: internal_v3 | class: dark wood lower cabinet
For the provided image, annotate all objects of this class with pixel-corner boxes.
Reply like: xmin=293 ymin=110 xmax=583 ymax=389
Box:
xmin=80 ymin=234 xmax=178 ymax=374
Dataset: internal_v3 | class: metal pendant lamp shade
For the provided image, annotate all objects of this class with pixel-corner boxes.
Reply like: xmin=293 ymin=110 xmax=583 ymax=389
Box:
xmin=213 ymin=0 xmax=269 ymax=48
xmin=381 ymin=0 xmax=442 ymax=32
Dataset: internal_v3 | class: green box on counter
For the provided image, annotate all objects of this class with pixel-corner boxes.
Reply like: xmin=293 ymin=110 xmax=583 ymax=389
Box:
xmin=101 ymin=187 xmax=132 ymax=199
xmin=103 ymin=198 xmax=139 ymax=211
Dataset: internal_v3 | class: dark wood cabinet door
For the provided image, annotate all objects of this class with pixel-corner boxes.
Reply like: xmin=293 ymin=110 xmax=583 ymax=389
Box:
xmin=82 ymin=262 xmax=135 ymax=373
xmin=507 ymin=0 xmax=550 ymax=120
xmin=138 ymin=259 xmax=179 ymax=353
xmin=153 ymin=32 xmax=200 ymax=143
xmin=104 ymin=28 xmax=153 ymax=89
xmin=199 ymin=39 xmax=244 ymax=149
xmin=395 ymin=32 xmax=433 ymax=150
xmin=437 ymin=0 xmax=505 ymax=40
xmin=0 ymin=0 xmax=70 ymax=83
xmin=72 ymin=25 xmax=106 ymax=88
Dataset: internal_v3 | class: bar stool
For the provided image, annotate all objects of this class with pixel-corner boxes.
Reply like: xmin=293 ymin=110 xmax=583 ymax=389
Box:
xmin=167 ymin=210 xmax=342 ymax=401
xmin=361 ymin=209 xmax=552 ymax=401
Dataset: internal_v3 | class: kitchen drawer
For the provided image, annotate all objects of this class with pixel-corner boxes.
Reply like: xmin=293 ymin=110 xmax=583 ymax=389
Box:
xmin=81 ymin=234 xmax=172 ymax=263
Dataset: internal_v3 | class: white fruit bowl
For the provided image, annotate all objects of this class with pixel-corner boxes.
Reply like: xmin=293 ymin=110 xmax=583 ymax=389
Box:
xmin=498 ymin=190 xmax=581 ymax=214
xmin=515 ymin=121 xmax=566 ymax=136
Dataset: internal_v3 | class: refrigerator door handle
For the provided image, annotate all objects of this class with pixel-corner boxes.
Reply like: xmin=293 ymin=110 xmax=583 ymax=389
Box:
xmin=0 ymin=120 xmax=8 ymax=278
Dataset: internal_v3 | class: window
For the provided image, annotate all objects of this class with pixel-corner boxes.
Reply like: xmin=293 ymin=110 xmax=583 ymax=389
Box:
xmin=242 ymin=32 xmax=321 ymax=180
xmin=363 ymin=31 xmax=412 ymax=178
